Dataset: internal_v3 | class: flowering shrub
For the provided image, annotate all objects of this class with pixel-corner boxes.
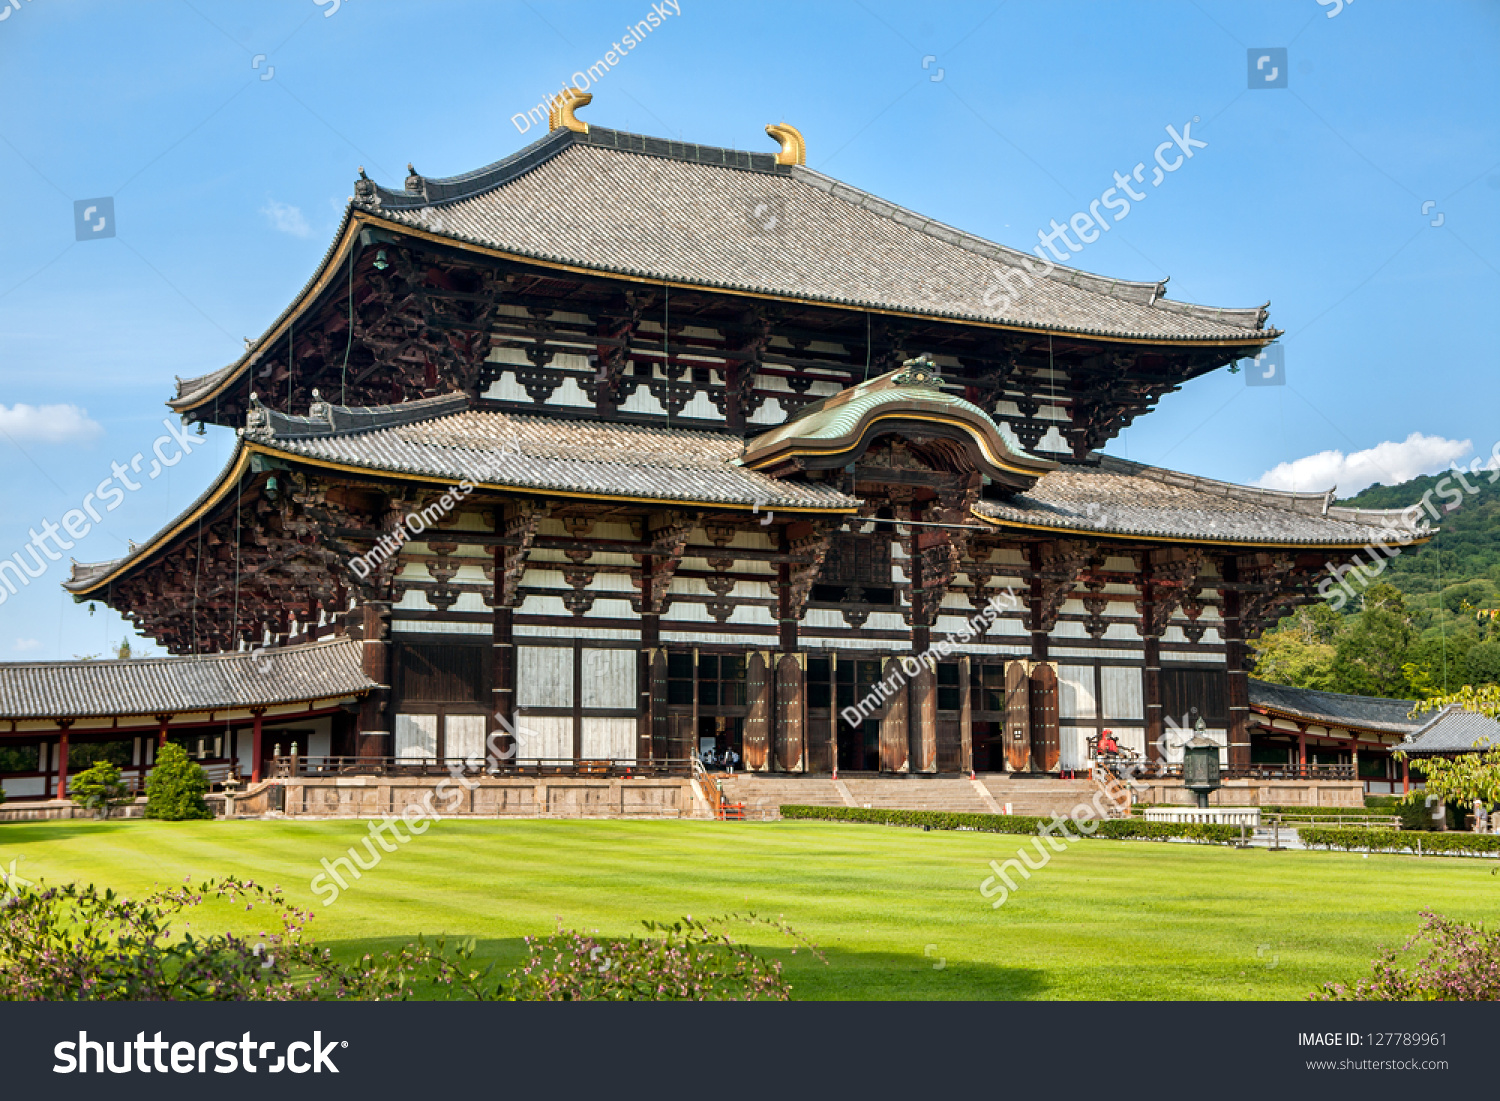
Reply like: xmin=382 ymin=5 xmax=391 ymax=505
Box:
xmin=0 ymin=877 xmax=813 ymax=1002
xmin=508 ymin=914 xmax=821 ymax=1001
xmin=1314 ymin=910 xmax=1500 ymax=1001
xmin=0 ymin=876 xmax=499 ymax=1001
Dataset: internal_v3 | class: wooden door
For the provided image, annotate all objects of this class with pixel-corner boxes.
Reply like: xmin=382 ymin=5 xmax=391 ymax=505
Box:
xmin=774 ymin=652 xmax=805 ymax=772
xmin=743 ymin=651 xmax=772 ymax=772
xmin=1029 ymin=662 xmax=1060 ymax=773
xmin=1004 ymin=660 xmax=1031 ymax=772
xmin=958 ymin=655 xmax=973 ymax=774
xmin=879 ymin=656 xmax=910 ymax=772
xmin=644 ymin=648 xmax=667 ymax=761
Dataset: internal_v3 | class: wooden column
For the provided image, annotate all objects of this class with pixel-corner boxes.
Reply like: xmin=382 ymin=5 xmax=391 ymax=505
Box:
xmin=1297 ymin=727 xmax=1307 ymax=768
xmin=774 ymin=536 xmax=801 ymax=772
xmin=1402 ymin=758 xmax=1410 ymax=795
xmin=55 ymin=721 xmax=72 ymax=801
xmin=356 ymin=601 xmax=392 ymax=760
xmin=156 ymin=714 xmax=170 ymax=748
xmin=491 ymin=604 xmax=515 ymax=765
xmin=250 ymin=709 xmax=265 ymax=784
xmin=1027 ymin=544 xmax=1050 ymax=663
xmin=1220 ymin=556 xmax=1252 ymax=769
xmin=639 ymin=571 xmax=660 ymax=763
xmin=1140 ymin=557 xmax=1163 ymax=765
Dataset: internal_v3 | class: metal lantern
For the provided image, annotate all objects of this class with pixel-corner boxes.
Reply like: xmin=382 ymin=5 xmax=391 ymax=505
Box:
xmin=1181 ymin=717 xmax=1222 ymax=809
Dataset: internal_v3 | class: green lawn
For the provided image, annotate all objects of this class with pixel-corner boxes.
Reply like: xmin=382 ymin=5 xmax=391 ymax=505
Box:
xmin=1 ymin=818 xmax=1491 ymax=999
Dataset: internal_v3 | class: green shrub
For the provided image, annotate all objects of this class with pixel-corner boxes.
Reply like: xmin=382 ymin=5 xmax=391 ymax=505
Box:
xmin=68 ymin=761 xmax=131 ymax=819
xmin=1299 ymin=825 xmax=1500 ymax=856
xmin=778 ymin=805 xmax=1239 ymax=844
xmin=143 ymin=744 xmax=212 ymax=821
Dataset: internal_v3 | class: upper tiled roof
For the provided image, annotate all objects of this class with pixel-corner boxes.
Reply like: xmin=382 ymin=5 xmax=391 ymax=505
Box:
xmin=0 ymin=638 xmax=377 ymax=720
xmin=362 ymin=126 xmax=1274 ymax=343
xmin=1398 ymin=706 xmax=1500 ymax=756
xmin=975 ymin=455 xmax=1428 ymax=546
xmin=1248 ymin=679 xmax=1422 ymax=735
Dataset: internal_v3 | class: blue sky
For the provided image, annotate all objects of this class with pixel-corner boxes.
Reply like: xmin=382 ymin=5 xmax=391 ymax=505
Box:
xmin=0 ymin=0 xmax=1496 ymax=660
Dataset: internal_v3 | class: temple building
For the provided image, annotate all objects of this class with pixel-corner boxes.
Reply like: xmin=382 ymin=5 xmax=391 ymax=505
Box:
xmin=0 ymin=98 xmax=1431 ymax=802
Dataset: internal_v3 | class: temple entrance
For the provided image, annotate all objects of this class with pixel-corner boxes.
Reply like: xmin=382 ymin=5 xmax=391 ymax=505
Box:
xmin=835 ymin=657 xmax=886 ymax=772
xmin=698 ymin=716 xmax=743 ymax=770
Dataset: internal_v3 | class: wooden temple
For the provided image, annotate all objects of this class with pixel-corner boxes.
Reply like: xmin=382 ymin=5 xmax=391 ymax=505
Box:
xmin=0 ymin=103 xmax=1432 ymax=799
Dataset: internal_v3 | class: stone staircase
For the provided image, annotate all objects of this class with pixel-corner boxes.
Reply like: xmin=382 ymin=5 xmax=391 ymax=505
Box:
xmin=716 ymin=774 xmax=1112 ymax=819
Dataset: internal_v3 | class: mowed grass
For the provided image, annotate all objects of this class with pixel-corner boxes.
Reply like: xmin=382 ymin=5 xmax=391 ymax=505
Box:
xmin=2 ymin=818 xmax=1493 ymax=999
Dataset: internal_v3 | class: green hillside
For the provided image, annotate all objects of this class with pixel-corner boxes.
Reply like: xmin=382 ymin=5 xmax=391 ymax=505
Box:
xmin=1250 ymin=467 xmax=1500 ymax=698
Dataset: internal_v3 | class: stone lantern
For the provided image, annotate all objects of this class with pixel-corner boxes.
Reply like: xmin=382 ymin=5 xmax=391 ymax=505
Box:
xmin=1181 ymin=717 xmax=1222 ymax=810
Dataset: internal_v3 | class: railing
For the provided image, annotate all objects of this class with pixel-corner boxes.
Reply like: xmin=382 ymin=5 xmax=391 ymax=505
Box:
xmin=1098 ymin=760 xmax=1357 ymax=782
xmin=271 ymin=755 xmax=695 ymax=779
xmin=1264 ymin=812 xmax=1402 ymax=829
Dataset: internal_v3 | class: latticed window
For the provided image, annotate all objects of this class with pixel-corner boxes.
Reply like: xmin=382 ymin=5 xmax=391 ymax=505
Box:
xmin=698 ymin=654 xmax=746 ymax=708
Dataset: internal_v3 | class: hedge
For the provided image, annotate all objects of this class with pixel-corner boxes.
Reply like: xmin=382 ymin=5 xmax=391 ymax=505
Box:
xmin=1299 ymin=825 xmax=1500 ymax=857
xmin=778 ymin=805 xmax=1241 ymax=844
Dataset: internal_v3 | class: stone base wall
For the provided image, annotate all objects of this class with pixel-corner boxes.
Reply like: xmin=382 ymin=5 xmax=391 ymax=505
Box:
xmin=256 ymin=776 xmax=702 ymax=819
xmin=1133 ymin=778 xmax=1365 ymax=808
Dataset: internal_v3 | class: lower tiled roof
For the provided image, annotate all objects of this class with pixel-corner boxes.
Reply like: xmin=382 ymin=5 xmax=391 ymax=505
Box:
xmin=253 ymin=406 xmax=859 ymax=511
xmin=1249 ymin=679 xmax=1421 ymax=734
xmin=977 ymin=455 xmax=1427 ymax=546
xmin=0 ymin=638 xmax=377 ymax=721
xmin=1399 ymin=706 xmax=1500 ymax=755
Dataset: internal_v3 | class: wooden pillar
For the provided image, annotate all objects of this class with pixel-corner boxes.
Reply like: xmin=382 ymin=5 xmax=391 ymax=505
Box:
xmin=1220 ymin=556 xmax=1252 ymax=770
xmin=356 ymin=601 xmax=392 ymax=760
xmin=1297 ymin=727 xmax=1307 ymax=769
xmin=572 ymin=639 xmax=584 ymax=764
xmin=55 ymin=721 xmax=72 ymax=801
xmin=157 ymin=715 xmax=170 ymax=748
xmin=491 ymin=604 xmax=515 ymax=764
xmin=1140 ymin=558 xmax=1163 ymax=765
xmin=774 ymin=533 xmax=801 ymax=772
xmin=250 ymin=708 xmax=266 ymax=784
xmin=1402 ymin=758 xmax=1410 ymax=795
xmin=1027 ymin=544 xmax=1049 ymax=663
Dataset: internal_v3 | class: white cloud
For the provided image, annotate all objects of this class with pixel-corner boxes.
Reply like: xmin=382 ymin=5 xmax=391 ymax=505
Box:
xmin=261 ymin=198 xmax=311 ymax=238
xmin=14 ymin=638 xmax=41 ymax=652
xmin=0 ymin=403 xmax=104 ymax=443
xmin=1255 ymin=432 xmax=1473 ymax=496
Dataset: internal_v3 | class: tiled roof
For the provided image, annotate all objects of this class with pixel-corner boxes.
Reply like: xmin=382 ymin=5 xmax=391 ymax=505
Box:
xmin=1248 ymin=679 xmax=1422 ymax=734
xmin=359 ymin=126 xmax=1275 ymax=344
xmin=0 ymin=638 xmax=377 ymax=721
xmin=251 ymin=401 xmax=859 ymax=511
xmin=1398 ymin=706 xmax=1500 ymax=756
xmin=975 ymin=455 xmax=1428 ymax=546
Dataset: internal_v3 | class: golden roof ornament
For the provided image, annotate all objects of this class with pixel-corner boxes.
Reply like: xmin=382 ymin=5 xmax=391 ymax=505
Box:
xmin=765 ymin=123 xmax=806 ymax=166
xmin=892 ymin=356 xmax=942 ymax=390
xmin=549 ymin=87 xmax=592 ymax=133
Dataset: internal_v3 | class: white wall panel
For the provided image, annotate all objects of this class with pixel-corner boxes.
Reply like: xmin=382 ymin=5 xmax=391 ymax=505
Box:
xmin=582 ymin=649 xmax=635 ymax=709
xmin=518 ymin=646 xmax=573 ymax=708
xmin=581 ymin=717 xmax=636 ymax=761
xmin=519 ymin=715 xmax=574 ymax=762
xmin=446 ymin=714 xmax=487 ymax=765
xmin=395 ymin=714 xmax=438 ymax=761
xmin=1100 ymin=667 xmax=1144 ymax=720
xmin=1058 ymin=664 xmax=1096 ymax=720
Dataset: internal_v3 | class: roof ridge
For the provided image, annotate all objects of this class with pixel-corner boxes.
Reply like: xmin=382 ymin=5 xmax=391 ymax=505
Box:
xmin=0 ymin=636 xmax=358 ymax=670
xmin=245 ymin=391 xmax=468 ymax=442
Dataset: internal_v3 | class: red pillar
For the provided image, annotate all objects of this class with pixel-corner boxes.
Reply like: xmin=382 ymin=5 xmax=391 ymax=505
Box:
xmin=157 ymin=715 xmax=170 ymax=748
xmin=55 ymin=723 xmax=72 ymax=800
xmin=250 ymin=709 xmax=265 ymax=784
xmin=1297 ymin=728 xmax=1307 ymax=769
xmin=1402 ymin=758 xmax=1410 ymax=795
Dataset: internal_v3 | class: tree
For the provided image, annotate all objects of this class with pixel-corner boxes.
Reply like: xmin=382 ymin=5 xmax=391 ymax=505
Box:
xmin=1329 ymin=583 xmax=1416 ymax=698
xmin=1465 ymin=641 xmax=1500 ymax=686
xmin=68 ymin=761 xmax=131 ymax=820
xmin=1252 ymin=605 xmax=1341 ymax=689
xmin=143 ymin=744 xmax=212 ymax=821
xmin=1400 ymin=744 xmax=1500 ymax=809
